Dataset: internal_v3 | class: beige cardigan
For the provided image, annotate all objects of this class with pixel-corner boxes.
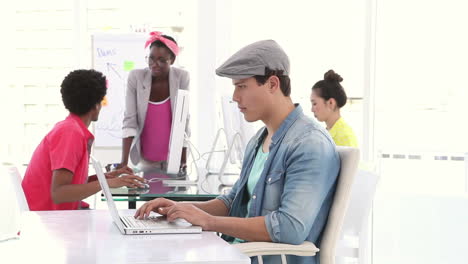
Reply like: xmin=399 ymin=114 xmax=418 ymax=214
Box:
xmin=122 ymin=67 xmax=190 ymax=165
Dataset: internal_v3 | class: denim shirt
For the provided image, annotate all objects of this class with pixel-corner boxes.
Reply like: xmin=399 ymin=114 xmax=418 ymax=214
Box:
xmin=216 ymin=104 xmax=340 ymax=264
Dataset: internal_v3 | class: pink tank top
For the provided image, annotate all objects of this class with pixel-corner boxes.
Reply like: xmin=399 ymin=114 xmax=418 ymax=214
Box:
xmin=140 ymin=98 xmax=172 ymax=162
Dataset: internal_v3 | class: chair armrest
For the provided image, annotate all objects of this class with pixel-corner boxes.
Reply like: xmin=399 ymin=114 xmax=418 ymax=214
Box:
xmin=233 ymin=241 xmax=319 ymax=257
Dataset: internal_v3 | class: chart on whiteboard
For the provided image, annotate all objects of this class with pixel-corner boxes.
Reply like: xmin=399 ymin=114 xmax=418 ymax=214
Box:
xmin=92 ymin=33 xmax=147 ymax=147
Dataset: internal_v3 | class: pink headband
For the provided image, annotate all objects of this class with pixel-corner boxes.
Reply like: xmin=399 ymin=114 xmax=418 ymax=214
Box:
xmin=144 ymin=31 xmax=179 ymax=56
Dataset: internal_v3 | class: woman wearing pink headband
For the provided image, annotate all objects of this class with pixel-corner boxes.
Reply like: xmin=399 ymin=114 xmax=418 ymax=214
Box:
xmin=119 ymin=32 xmax=190 ymax=174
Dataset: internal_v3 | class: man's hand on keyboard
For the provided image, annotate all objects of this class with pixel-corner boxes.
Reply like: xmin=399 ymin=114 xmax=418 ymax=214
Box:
xmin=135 ymin=198 xmax=176 ymax=219
xmin=164 ymin=203 xmax=213 ymax=231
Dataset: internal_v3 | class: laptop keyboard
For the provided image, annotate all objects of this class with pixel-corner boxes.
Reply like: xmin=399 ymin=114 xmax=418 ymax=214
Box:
xmin=122 ymin=215 xmax=165 ymax=228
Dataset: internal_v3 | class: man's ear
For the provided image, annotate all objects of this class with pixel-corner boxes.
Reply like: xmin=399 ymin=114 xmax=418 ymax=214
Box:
xmin=268 ymin=75 xmax=280 ymax=93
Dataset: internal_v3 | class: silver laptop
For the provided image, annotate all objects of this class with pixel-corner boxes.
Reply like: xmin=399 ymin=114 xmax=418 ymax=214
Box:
xmin=90 ymin=156 xmax=202 ymax=235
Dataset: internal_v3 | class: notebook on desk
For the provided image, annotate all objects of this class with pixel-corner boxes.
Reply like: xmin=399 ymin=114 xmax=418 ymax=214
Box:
xmin=90 ymin=156 xmax=202 ymax=235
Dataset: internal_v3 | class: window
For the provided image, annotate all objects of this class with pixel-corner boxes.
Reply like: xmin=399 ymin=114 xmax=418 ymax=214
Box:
xmin=373 ymin=1 xmax=468 ymax=263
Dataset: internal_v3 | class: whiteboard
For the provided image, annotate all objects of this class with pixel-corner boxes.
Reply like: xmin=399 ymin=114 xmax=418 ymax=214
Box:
xmin=91 ymin=33 xmax=148 ymax=147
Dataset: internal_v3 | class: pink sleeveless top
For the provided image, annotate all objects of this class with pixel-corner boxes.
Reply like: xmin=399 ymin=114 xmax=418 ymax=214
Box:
xmin=140 ymin=98 xmax=172 ymax=162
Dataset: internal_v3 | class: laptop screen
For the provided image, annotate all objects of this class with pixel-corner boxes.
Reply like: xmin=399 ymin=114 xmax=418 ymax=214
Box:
xmin=90 ymin=156 xmax=126 ymax=233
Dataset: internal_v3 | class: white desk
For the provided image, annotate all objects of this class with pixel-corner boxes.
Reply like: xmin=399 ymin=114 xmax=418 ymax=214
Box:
xmin=0 ymin=210 xmax=250 ymax=264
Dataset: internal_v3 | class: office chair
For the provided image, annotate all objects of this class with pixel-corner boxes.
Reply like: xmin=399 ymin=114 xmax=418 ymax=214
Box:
xmin=336 ymin=170 xmax=380 ymax=264
xmin=0 ymin=164 xmax=28 ymax=242
xmin=7 ymin=165 xmax=29 ymax=212
xmin=233 ymin=146 xmax=360 ymax=264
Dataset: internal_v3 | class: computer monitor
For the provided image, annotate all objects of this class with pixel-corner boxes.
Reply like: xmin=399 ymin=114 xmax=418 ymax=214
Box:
xmin=220 ymin=95 xmax=256 ymax=164
xmin=166 ymin=89 xmax=189 ymax=174
xmin=205 ymin=95 xmax=258 ymax=179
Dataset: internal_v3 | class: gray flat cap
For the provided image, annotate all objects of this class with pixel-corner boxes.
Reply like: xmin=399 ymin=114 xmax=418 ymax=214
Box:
xmin=216 ymin=40 xmax=290 ymax=79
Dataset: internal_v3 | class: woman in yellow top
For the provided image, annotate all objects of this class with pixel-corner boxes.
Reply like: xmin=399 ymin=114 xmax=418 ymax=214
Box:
xmin=310 ymin=70 xmax=358 ymax=147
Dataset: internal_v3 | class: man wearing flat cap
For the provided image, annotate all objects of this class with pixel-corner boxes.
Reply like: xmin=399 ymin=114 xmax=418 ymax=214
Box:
xmin=135 ymin=40 xmax=340 ymax=264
